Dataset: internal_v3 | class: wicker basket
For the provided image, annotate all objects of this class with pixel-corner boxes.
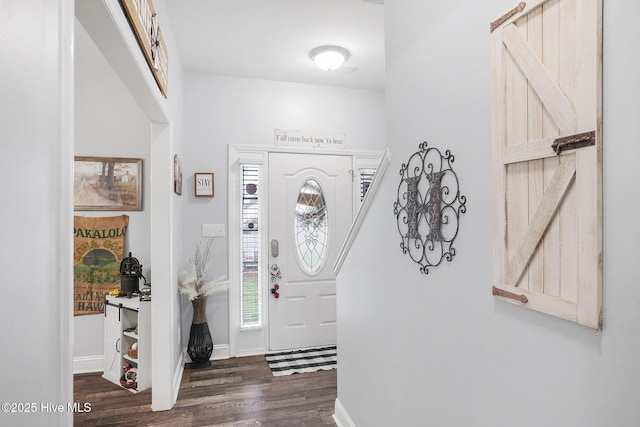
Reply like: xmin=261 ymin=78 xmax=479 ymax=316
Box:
xmin=128 ymin=345 xmax=138 ymax=359
xmin=120 ymin=376 xmax=137 ymax=389
xmin=120 ymin=366 xmax=138 ymax=389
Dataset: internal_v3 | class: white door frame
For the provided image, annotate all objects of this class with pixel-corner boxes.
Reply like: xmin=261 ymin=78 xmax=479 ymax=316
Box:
xmin=227 ymin=145 xmax=383 ymax=357
xmin=76 ymin=0 xmax=177 ymax=410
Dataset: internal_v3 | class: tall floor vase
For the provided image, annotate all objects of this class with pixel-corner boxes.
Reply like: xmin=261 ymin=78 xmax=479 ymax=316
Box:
xmin=187 ymin=296 xmax=213 ymax=369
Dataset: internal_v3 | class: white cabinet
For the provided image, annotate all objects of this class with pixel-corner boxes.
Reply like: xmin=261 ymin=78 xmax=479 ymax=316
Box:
xmin=103 ymin=295 xmax=151 ymax=393
xmin=103 ymin=303 xmax=122 ymax=384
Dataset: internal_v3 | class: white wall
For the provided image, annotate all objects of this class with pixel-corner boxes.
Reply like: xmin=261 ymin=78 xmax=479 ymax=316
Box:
xmin=0 ymin=0 xmax=74 ymax=425
xmin=73 ymin=19 xmax=152 ymax=372
xmin=182 ymin=73 xmax=385 ymax=355
xmin=336 ymin=1 xmax=640 ymax=426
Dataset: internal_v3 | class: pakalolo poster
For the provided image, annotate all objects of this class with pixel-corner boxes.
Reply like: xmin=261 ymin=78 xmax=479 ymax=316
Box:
xmin=74 ymin=215 xmax=129 ymax=315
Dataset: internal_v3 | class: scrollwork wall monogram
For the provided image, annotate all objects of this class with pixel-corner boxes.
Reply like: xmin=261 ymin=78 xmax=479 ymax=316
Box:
xmin=393 ymin=141 xmax=467 ymax=274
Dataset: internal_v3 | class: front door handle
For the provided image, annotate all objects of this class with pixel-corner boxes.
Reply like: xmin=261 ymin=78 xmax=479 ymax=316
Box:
xmin=271 ymin=239 xmax=279 ymax=257
xmin=270 ymin=264 xmax=282 ymax=298
xmin=270 ymin=264 xmax=282 ymax=283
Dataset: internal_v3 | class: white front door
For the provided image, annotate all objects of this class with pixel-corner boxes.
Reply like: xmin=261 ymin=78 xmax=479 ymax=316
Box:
xmin=268 ymin=153 xmax=352 ymax=350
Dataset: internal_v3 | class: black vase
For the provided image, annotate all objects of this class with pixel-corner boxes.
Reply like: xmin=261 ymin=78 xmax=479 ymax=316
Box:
xmin=187 ymin=322 xmax=213 ymax=368
xmin=187 ymin=297 xmax=213 ymax=368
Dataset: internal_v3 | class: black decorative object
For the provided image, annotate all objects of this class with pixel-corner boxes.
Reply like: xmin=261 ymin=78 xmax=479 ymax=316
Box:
xmin=393 ymin=141 xmax=467 ymax=274
xmin=187 ymin=296 xmax=213 ymax=368
xmin=120 ymin=252 xmax=144 ymax=297
xmin=179 ymin=239 xmax=228 ymax=369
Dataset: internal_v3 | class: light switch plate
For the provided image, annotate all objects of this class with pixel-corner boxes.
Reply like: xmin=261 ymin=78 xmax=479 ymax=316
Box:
xmin=202 ymin=224 xmax=225 ymax=237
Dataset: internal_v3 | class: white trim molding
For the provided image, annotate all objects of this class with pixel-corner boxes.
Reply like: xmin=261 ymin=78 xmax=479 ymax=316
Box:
xmin=227 ymin=146 xmax=268 ymax=358
xmin=334 ymin=398 xmax=357 ymax=427
xmin=73 ymin=355 xmax=104 ymax=374
xmin=334 ymin=149 xmax=390 ymax=274
xmin=172 ymin=352 xmax=185 ymax=406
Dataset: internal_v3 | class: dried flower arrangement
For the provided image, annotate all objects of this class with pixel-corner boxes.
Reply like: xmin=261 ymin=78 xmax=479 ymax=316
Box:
xmin=178 ymin=238 xmax=228 ymax=301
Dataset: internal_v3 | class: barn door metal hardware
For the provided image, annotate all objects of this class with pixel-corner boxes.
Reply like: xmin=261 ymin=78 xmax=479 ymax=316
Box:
xmin=551 ymin=131 xmax=596 ymax=155
xmin=490 ymin=2 xmax=526 ymax=32
xmin=393 ymin=141 xmax=467 ymax=274
xmin=492 ymin=286 xmax=528 ymax=304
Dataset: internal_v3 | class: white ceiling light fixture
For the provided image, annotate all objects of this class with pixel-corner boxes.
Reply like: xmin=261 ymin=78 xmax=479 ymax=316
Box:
xmin=310 ymin=45 xmax=350 ymax=71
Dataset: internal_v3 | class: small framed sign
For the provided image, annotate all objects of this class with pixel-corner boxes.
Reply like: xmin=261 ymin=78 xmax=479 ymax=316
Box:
xmin=195 ymin=172 xmax=214 ymax=197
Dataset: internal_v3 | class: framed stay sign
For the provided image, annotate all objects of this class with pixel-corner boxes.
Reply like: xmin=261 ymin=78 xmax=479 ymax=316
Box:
xmin=195 ymin=172 xmax=214 ymax=197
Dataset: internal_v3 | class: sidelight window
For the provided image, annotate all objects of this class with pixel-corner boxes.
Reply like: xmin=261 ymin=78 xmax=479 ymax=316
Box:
xmin=241 ymin=165 xmax=261 ymax=327
xmin=360 ymin=168 xmax=376 ymax=201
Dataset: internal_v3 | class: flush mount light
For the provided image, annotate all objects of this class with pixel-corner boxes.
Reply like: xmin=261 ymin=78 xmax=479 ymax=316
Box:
xmin=310 ymin=46 xmax=350 ymax=71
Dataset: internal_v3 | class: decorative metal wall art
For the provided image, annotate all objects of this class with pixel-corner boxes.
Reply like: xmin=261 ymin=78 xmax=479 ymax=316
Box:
xmin=393 ymin=141 xmax=467 ymax=274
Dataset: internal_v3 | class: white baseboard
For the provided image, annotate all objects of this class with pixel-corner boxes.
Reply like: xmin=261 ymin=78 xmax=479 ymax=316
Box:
xmin=333 ymin=398 xmax=357 ymax=427
xmin=235 ymin=348 xmax=268 ymax=358
xmin=212 ymin=344 xmax=230 ymax=360
xmin=172 ymin=352 xmax=185 ymax=406
xmin=73 ymin=355 xmax=103 ymax=374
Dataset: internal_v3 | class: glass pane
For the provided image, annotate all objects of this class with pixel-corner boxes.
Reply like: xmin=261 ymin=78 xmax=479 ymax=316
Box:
xmin=360 ymin=168 xmax=376 ymax=201
xmin=294 ymin=178 xmax=328 ymax=274
xmin=241 ymin=165 xmax=261 ymax=327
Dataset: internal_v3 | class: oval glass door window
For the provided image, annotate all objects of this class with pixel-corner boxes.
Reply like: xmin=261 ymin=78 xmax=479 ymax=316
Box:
xmin=294 ymin=178 xmax=328 ymax=275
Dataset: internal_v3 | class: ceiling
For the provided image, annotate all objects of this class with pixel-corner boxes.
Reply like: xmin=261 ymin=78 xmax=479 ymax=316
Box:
xmin=164 ymin=0 xmax=385 ymax=90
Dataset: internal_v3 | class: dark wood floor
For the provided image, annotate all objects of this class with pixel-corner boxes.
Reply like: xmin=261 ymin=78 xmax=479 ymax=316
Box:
xmin=74 ymin=355 xmax=337 ymax=426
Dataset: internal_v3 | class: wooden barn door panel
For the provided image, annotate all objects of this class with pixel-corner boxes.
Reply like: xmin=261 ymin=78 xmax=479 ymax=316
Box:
xmin=491 ymin=0 xmax=602 ymax=328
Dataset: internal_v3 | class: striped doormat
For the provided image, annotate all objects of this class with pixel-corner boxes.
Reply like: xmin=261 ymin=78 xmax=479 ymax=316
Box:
xmin=265 ymin=346 xmax=337 ymax=376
